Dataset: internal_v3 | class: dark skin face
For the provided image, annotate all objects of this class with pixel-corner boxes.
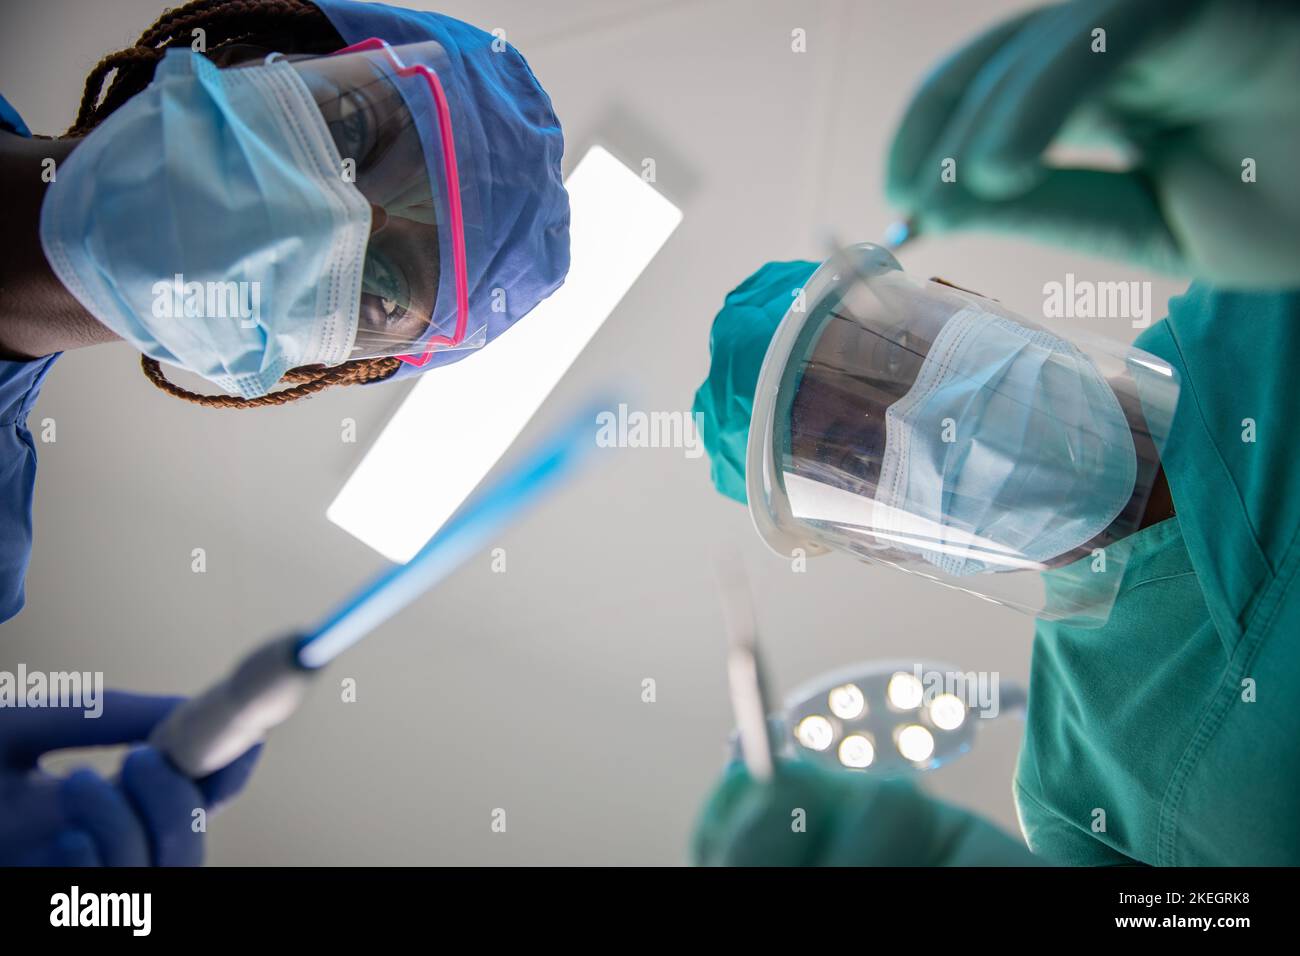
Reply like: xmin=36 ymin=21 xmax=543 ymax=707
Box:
xmin=787 ymin=281 xmax=1174 ymax=571
xmin=788 ymin=302 xmax=948 ymax=486
xmin=0 ymin=39 xmax=440 ymax=363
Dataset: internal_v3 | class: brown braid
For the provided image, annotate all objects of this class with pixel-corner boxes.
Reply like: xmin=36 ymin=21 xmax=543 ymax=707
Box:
xmin=67 ymin=0 xmax=403 ymax=408
xmin=141 ymin=355 xmax=402 ymax=408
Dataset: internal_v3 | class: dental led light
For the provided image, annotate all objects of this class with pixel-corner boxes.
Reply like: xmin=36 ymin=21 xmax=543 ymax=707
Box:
xmin=771 ymin=660 xmax=1026 ymax=775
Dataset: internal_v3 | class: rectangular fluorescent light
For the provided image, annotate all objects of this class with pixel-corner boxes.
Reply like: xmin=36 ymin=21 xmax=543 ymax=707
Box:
xmin=328 ymin=145 xmax=683 ymax=561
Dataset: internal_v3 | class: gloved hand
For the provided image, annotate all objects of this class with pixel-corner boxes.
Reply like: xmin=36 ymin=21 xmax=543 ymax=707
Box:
xmin=693 ymin=760 xmax=1041 ymax=866
xmin=886 ymin=0 xmax=1300 ymax=288
xmin=692 ymin=260 xmax=821 ymax=504
xmin=0 ymin=691 xmax=261 ymax=866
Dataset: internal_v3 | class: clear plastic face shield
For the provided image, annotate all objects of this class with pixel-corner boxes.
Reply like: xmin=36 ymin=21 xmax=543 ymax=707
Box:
xmin=271 ymin=39 xmax=487 ymax=366
xmin=746 ymin=244 xmax=1180 ymax=625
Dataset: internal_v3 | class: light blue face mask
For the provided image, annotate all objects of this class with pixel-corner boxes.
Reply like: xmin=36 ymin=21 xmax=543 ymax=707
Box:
xmin=40 ymin=49 xmax=371 ymax=399
xmin=873 ymin=308 xmax=1137 ymax=576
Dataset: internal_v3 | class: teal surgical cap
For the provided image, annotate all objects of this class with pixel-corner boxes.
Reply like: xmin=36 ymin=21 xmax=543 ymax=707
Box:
xmin=692 ymin=260 xmax=820 ymax=504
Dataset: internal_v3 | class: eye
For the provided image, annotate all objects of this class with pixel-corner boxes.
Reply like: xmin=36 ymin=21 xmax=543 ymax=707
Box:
xmin=329 ymin=91 xmax=375 ymax=166
xmin=362 ymin=249 xmax=410 ymax=327
xmin=364 ymin=252 xmax=396 ymax=295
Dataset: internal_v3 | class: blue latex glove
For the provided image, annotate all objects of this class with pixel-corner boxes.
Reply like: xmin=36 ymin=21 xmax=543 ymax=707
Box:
xmin=0 ymin=691 xmax=261 ymax=866
xmin=887 ymin=0 xmax=1300 ymax=288
xmin=692 ymin=260 xmax=821 ymax=504
xmin=693 ymin=760 xmax=1041 ymax=866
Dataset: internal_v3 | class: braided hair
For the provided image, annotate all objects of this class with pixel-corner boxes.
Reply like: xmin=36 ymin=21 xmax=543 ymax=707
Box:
xmin=68 ymin=0 xmax=402 ymax=408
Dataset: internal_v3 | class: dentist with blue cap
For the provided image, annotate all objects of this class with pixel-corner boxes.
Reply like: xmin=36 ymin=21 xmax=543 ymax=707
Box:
xmin=1 ymin=0 xmax=569 ymax=866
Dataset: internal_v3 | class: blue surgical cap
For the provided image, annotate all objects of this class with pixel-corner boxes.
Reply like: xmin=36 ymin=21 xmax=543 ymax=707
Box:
xmin=314 ymin=0 xmax=571 ymax=380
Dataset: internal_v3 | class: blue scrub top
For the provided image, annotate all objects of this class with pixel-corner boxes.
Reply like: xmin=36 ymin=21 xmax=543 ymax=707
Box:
xmin=1 ymin=94 xmax=59 ymax=624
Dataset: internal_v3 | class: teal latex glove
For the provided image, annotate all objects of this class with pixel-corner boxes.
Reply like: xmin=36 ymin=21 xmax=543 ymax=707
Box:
xmin=692 ymin=260 xmax=820 ymax=503
xmin=887 ymin=0 xmax=1300 ymax=288
xmin=692 ymin=760 xmax=1041 ymax=866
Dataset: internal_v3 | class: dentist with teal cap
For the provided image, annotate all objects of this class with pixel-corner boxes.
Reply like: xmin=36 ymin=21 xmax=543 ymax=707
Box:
xmin=692 ymin=0 xmax=1300 ymax=866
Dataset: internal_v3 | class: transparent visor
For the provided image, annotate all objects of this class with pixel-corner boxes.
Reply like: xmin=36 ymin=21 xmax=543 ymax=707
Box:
xmin=269 ymin=39 xmax=485 ymax=364
xmin=747 ymin=244 xmax=1181 ymax=625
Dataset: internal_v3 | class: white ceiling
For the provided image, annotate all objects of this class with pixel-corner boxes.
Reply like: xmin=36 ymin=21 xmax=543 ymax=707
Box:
xmin=1 ymin=0 xmax=1185 ymax=864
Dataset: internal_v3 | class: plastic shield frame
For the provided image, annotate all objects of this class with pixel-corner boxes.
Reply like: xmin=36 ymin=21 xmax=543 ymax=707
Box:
xmin=746 ymin=243 xmax=1181 ymax=625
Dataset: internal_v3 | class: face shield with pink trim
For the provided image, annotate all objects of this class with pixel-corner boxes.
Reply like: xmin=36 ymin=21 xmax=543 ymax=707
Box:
xmin=284 ymin=39 xmax=486 ymax=367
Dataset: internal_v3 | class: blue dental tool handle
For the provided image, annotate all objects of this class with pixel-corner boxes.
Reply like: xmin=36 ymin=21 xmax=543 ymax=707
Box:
xmin=149 ymin=404 xmax=601 ymax=778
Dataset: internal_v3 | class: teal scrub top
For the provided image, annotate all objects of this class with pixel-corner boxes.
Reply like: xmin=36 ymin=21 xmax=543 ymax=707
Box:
xmin=0 ymin=94 xmax=60 ymax=624
xmin=691 ymin=277 xmax=1300 ymax=866
xmin=1016 ymin=284 xmax=1300 ymax=866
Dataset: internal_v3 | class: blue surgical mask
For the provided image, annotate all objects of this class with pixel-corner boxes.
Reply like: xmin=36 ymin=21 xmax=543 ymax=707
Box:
xmin=873 ymin=308 xmax=1137 ymax=576
xmin=40 ymin=49 xmax=371 ymax=398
